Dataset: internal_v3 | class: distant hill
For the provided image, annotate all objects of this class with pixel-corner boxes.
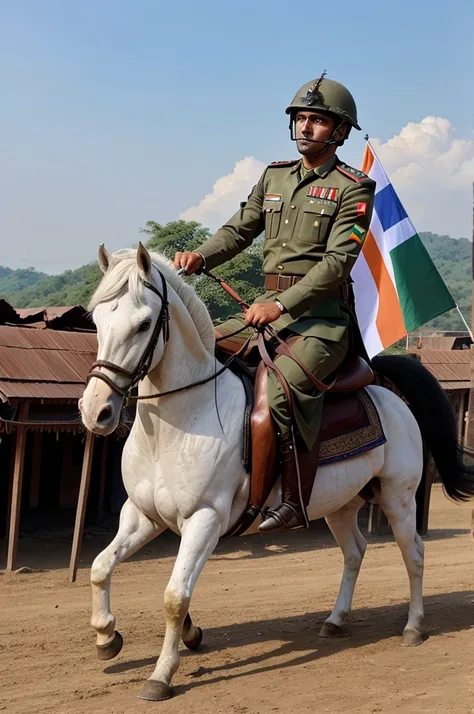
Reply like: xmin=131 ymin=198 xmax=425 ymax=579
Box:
xmin=0 ymin=229 xmax=471 ymax=331
xmin=0 ymin=266 xmax=48 ymax=296
xmin=419 ymin=232 xmax=471 ymax=331
xmin=0 ymin=262 xmax=103 ymax=309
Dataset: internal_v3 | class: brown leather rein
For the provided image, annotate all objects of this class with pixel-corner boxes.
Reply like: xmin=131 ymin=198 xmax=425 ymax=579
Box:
xmin=86 ymin=266 xmax=334 ymax=402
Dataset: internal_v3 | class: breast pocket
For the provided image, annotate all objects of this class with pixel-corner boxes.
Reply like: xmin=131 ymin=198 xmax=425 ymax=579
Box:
xmin=263 ymin=200 xmax=283 ymax=240
xmin=298 ymin=201 xmax=337 ymax=246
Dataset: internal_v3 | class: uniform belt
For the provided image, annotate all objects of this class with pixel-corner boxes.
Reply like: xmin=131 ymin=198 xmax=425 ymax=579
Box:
xmin=264 ymin=274 xmax=303 ymax=292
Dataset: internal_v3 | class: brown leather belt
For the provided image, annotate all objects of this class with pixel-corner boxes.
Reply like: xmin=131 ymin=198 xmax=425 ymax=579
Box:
xmin=264 ymin=274 xmax=303 ymax=292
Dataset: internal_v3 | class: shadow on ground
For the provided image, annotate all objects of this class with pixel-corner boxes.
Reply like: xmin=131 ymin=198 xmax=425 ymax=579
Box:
xmin=101 ymin=589 xmax=474 ymax=694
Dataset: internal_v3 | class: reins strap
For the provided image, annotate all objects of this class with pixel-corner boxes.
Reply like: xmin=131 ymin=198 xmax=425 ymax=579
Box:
xmin=201 ymin=269 xmax=250 ymax=310
xmin=127 ymin=328 xmax=257 ymax=402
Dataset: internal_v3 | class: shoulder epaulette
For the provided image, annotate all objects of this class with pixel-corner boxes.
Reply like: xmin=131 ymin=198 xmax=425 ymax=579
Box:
xmin=268 ymin=160 xmax=299 ymax=168
xmin=336 ymin=162 xmax=368 ymax=183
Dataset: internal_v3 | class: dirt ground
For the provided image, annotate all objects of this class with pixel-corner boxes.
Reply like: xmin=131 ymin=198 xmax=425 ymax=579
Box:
xmin=1 ymin=484 xmax=473 ymax=714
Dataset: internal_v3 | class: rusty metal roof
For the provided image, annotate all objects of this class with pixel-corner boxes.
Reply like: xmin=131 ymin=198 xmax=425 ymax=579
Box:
xmin=0 ymin=325 xmax=97 ymax=402
xmin=408 ymin=349 xmax=471 ymax=389
xmin=1 ymin=300 xmax=94 ymax=331
xmin=0 ymin=381 xmax=86 ymax=400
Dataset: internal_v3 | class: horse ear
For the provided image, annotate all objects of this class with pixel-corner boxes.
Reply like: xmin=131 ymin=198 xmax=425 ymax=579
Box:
xmin=98 ymin=243 xmax=116 ymax=274
xmin=137 ymin=242 xmax=152 ymax=279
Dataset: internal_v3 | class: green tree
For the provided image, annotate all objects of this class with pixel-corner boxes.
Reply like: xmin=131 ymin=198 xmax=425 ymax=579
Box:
xmin=141 ymin=220 xmax=211 ymax=257
xmin=142 ymin=219 xmax=265 ymax=320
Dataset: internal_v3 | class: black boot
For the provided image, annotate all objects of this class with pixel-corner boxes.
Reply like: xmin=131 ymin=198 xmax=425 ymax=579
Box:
xmin=259 ymin=432 xmax=310 ymax=534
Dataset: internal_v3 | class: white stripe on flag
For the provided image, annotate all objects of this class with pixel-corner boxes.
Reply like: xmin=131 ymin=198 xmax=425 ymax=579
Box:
xmin=369 ymin=157 xmax=390 ymax=193
xmin=369 ymin=211 xmax=397 ymax=288
xmin=383 ymin=216 xmax=416 ymax=253
xmin=352 ymin=251 xmax=384 ymax=357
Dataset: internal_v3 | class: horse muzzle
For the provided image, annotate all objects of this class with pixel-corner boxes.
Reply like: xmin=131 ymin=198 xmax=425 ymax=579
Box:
xmin=80 ymin=376 xmax=123 ymax=436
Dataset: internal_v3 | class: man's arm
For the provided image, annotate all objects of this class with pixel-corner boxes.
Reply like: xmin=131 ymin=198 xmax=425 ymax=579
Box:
xmin=194 ymin=171 xmax=266 ymax=271
xmin=276 ymin=179 xmax=375 ymax=319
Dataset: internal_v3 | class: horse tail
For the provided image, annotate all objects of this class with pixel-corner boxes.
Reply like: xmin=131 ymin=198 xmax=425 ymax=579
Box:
xmin=372 ymin=354 xmax=474 ymax=502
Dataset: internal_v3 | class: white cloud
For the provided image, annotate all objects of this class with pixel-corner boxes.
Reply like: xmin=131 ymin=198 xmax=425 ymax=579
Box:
xmin=180 ymin=156 xmax=266 ymax=231
xmin=181 ymin=118 xmax=473 ymax=239
xmin=370 ymin=117 xmax=473 ymax=238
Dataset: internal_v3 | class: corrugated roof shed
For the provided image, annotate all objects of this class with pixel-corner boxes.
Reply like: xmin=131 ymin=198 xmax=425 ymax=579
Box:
xmin=0 ymin=325 xmax=97 ymax=402
xmin=0 ymin=300 xmax=94 ymax=331
xmin=408 ymin=349 xmax=471 ymax=389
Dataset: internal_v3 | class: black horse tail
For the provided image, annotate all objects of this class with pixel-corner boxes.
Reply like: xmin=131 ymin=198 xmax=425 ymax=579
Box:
xmin=372 ymin=354 xmax=474 ymax=502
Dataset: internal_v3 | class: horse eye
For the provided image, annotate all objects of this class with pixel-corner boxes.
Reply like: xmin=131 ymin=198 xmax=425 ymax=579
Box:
xmin=138 ymin=320 xmax=151 ymax=333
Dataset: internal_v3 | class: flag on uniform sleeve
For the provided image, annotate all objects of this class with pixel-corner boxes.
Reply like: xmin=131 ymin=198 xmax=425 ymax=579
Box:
xmin=351 ymin=142 xmax=455 ymax=358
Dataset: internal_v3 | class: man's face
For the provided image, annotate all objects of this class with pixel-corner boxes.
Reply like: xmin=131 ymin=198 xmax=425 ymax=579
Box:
xmin=294 ymin=111 xmax=336 ymax=154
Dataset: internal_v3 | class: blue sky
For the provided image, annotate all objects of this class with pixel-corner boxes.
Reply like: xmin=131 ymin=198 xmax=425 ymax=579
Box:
xmin=1 ymin=0 xmax=473 ymax=273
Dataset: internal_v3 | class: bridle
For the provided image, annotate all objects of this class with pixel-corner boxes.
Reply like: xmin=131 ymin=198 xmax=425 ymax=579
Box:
xmin=86 ymin=271 xmax=170 ymax=398
xmin=85 ymin=264 xmax=336 ymax=404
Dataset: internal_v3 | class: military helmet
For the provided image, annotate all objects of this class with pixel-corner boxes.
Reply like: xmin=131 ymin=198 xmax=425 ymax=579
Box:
xmin=286 ymin=74 xmax=361 ymax=131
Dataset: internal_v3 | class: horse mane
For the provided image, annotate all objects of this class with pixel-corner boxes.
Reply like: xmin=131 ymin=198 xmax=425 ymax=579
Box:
xmin=88 ymin=249 xmax=216 ymax=354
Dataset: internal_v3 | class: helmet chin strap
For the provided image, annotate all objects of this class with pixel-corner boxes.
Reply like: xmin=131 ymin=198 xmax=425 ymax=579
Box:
xmin=289 ymin=117 xmax=343 ymax=156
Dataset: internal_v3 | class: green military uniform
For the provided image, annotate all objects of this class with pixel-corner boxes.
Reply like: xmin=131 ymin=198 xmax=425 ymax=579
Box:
xmin=196 ymin=154 xmax=375 ymax=448
xmin=189 ymin=74 xmax=377 ymax=534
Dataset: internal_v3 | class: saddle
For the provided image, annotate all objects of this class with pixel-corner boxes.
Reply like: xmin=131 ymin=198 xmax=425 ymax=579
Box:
xmin=215 ymin=328 xmax=385 ymax=536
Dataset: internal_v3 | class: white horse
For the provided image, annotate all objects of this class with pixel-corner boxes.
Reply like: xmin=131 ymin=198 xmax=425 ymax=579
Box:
xmin=80 ymin=244 xmax=474 ymax=701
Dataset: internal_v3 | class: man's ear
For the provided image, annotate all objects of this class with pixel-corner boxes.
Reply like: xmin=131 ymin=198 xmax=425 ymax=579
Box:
xmin=334 ymin=122 xmax=350 ymax=143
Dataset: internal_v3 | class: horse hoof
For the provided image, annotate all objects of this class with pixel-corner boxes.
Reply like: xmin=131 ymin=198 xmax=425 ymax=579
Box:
xmin=183 ymin=626 xmax=203 ymax=651
xmin=96 ymin=631 xmax=123 ymax=660
xmin=137 ymin=680 xmax=174 ymax=701
xmin=402 ymin=628 xmax=423 ymax=647
xmin=319 ymin=622 xmax=346 ymax=639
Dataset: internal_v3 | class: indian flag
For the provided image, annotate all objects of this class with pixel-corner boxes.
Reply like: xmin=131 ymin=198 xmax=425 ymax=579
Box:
xmin=351 ymin=142 xmax=455 ymax=357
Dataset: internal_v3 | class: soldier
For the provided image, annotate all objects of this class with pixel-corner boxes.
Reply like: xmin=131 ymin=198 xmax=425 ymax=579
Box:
xmin=174 ymin=73 xmax=376 ymax=534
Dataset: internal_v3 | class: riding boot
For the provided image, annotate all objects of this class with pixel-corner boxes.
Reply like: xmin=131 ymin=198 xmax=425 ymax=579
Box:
xmin=259 ymin=432 xmax=319 ymax=534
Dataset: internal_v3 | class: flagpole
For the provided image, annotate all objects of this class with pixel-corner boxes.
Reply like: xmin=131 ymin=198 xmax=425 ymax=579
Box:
xmin=456 ymin=304 xmax=474 ymax=342
xmin=364 ymin=134 xmax=382 ymax=161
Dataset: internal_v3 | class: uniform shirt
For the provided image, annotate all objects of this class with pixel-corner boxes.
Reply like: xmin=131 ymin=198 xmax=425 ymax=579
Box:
xmin=196 ymin=155 xmax=375 ymax=339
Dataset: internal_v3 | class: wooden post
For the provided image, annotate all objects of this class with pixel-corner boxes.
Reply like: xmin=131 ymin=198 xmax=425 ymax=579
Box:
xmin=97 ymin=437 xmax=108 ymax=524
xmin=367 ymin=504 xmax=391 ymax=535
xmin=470 ymin=182 xmax=474 ymax=534
xmin=416 ymin=443 xmax=434 ymax=536
xmin=6 ymin=402 xmax=29 ymax=571
xmin=69 ymin=430 xmax=95 ymax=583
xmin=29 ymin=431 xmax=42 ymax=509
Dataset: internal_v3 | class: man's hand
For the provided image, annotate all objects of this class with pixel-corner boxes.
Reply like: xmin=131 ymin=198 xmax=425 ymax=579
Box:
xmin=244 ymin=302 xmax=283 ymax=327
xmin=173 ymin=251 xmax=203 ymax=274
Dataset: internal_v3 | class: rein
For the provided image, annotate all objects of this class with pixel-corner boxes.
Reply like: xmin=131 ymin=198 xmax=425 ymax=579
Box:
xmin=86 ymin=264 xmax=334 ymax=402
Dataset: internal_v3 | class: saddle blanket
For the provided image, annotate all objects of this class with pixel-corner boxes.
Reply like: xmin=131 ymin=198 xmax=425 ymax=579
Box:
xmin=318 ymin=388 xmax=386 ymax=465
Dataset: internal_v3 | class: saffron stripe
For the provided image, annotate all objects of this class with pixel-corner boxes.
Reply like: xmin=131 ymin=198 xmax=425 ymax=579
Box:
xmin=361 ymin=144 xmax=375 ymax=175
xmin=362 ymin=230 xmax=406 ymax=347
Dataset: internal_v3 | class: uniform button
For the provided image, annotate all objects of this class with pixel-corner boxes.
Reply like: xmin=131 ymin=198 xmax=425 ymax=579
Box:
xmin=290 ymin=204 xmax=296 ymax=209
xmin=284 ymin=219 xmax=289 ymax=224
xmin=282 ymin=242 xmax=287 ymax=247
xmin=277 ymin=265 xmax=283 ymax=270
xmin=314 ymin=220 xmax=319 ymax=227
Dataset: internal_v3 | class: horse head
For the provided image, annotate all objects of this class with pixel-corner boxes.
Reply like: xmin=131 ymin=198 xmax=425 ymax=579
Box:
xmin=80 ymin=243 xmax=170 ymax=435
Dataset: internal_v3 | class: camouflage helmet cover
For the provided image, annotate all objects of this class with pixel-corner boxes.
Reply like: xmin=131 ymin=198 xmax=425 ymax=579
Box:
xmin=286 ymin=74 xmax=361 ymax=131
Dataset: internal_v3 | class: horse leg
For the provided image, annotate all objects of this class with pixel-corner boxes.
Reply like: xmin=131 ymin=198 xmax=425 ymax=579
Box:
xmin=379 ymin=482 xmax=425 ymax=646
xmin=319 ymin=496 xmax=366 ymax=638
xmin=91 ymin=498 xmax=165 ymax=658
xmin=138 ymin=505 xmax=221 ymax=701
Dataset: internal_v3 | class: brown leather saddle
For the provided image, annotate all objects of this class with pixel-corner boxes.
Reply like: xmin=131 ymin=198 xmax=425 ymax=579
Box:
xmin=215 ymin=328 xmax=378 ymax=536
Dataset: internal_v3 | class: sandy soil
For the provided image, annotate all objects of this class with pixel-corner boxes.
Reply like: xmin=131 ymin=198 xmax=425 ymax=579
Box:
xmin=1 ymin=485 xmax=473 ymax=714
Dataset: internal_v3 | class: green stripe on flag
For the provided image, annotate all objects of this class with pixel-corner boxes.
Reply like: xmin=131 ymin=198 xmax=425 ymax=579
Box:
xmin=390 ymin=234 xmax=455 ymax=333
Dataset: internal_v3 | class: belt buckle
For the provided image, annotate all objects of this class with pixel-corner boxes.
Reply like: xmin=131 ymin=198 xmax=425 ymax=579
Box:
xmin=276 ymin=273 xmax=283 ymax=292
